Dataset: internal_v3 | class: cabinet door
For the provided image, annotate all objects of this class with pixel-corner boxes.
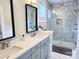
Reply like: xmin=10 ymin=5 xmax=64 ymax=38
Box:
xmin=31 ymin=43 xmax=40 ymax=54
xmin=17 ymin=53 xmax=27 ymax=59
xmin=32 ymin=49 xmax=40 ymax=59
xmin=41 ymin=38 xmax=49 ymax=59
xmin=27 ymin=56 xmax=31 ymax=59
xmin=17 ymin=49 xmax=31 ymax=59
xmin=17 ymin=55 xmax=31 ymax=59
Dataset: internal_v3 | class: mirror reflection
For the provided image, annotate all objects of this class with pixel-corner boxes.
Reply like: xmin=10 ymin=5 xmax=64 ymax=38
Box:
xmin=25 ymin=4 xmax=38 ymax=33
xmin=0 ymin=0 xmax=15 ymax=40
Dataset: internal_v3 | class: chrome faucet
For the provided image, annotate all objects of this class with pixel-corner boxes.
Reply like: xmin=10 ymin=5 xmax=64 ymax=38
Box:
xmin=2 ymin=42 xmax=9 ymax=49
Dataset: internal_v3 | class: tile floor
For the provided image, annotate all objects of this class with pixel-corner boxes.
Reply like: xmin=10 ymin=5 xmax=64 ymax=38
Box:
xmin=48 ymin=52 xmax=72 ymax=59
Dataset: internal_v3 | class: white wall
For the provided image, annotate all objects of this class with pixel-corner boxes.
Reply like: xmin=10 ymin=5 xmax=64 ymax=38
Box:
xmin=12 ymin=0 xmax=39 ymax=39
xmin=13 ymin=0 xmax=26 ymax=37
xmin=0 ymin=0 xmax=52 ymax=40
xmin=0 ymin=0 xmax=51 ymax=41
xmin=0 ymin=0 xmax=38 ymax=41
xmin=0 ymin=0 xmax=27 ymax=39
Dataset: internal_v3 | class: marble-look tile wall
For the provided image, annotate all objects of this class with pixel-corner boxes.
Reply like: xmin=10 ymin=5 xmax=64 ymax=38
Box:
xmin=52 ymin=1 xmax=78 ymax=44
xmin=76 ymin=0 xmax=79 ymax=59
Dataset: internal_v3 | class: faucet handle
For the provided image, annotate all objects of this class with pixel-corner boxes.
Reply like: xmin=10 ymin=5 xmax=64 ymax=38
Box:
xmin=6 ymin=42 xmax=9 ymax=47
xmin=2 ymin=42 xmax=6 ymax=49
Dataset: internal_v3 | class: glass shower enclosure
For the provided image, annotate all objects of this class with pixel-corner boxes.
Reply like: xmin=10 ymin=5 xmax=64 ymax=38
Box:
xmin=52 ymin=1 xmax=78 ymax=49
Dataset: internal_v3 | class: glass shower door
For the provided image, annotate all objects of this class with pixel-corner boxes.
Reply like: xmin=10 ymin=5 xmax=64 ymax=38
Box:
xmin=53 ymin=1 xmax=78 ymax=49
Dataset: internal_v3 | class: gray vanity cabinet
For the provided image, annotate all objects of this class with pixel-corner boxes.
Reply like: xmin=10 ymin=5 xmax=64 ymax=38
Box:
xmin=17 ymin=37 xmax=49 ymax=59
xmin=31 ymin=49 xmax=40 ymax=59
xmin=26 ymin=56 xmax=31 ymax=59
xmin=16 ymin=49 xmax=31 ymax=59
xmin=41 ymin=38 xmax=49 ymax=59
xmin=31 ymin=43 xmax=41 ymax=59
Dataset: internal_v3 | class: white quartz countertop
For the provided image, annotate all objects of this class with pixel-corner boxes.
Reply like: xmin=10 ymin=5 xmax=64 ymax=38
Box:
xmin=0 ymin=31 xmax=52 ymax=59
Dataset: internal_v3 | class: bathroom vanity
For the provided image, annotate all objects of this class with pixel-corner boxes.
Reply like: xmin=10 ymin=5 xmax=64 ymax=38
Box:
xmin=0 ymin=31 xmax=53 ymax=59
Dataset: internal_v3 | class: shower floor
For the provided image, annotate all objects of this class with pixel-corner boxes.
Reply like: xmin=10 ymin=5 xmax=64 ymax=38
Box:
xmin=52 ymin=45 xmax=72 ymax=56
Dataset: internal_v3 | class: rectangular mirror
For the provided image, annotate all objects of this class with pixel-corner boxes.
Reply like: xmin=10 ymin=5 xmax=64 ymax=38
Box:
xmin=0 ymin=0 xmax=15 ymax=40
xmin=25 ymin=4 xmax=38 ymax=33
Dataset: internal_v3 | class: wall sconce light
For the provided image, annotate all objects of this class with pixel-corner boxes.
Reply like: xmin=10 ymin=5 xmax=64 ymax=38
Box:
xmin=26 ymin=0 xmax=37 ymax=5
xmin=52 ymin=10 xmax=59 ymax=15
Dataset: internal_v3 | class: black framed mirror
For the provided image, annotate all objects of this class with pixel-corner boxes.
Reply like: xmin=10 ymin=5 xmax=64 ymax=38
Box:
xmin=25 ymin=4 xmax=38 ymax=33
xmin=0 ymin=0 xmax=15 ymax=41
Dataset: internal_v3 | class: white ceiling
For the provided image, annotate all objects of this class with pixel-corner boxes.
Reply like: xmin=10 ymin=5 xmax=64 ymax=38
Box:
xmin=48 ymin=0 xmax=75 ymax=4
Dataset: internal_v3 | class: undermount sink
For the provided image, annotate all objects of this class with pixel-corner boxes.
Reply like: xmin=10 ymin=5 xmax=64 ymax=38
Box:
xmin=0 ymin=46 xmax=22 ymax=59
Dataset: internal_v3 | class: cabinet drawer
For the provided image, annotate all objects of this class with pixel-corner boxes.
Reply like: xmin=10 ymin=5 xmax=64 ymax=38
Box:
xmin=31 ymin=43 xmax=40 ymax=53
xmin=32 ymin=49 xmax=40 ymax=59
